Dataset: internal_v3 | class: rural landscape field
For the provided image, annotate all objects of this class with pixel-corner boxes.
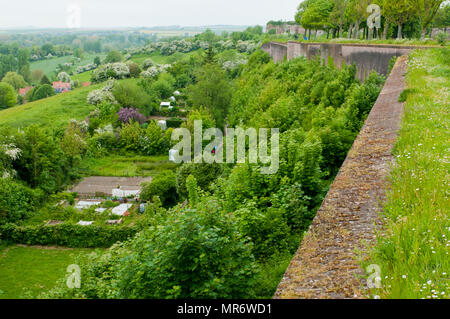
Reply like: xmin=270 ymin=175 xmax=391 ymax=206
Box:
xmin=0 ymin=0 xmax=448 ymax=309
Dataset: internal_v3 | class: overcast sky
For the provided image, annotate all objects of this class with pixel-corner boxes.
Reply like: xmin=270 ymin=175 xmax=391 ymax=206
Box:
xmin=0 ymin=0 xmax=301 ymax=29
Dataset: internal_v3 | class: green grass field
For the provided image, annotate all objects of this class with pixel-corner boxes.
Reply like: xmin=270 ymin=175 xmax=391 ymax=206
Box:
xmin=0 ymin=245 xmax=104 ymax=299
xmin=0 ymin=83 xmax=101 ymax=129
xmin=363 ymin=48 xmax=449 ymax=299
xmin=81 ymin=154 xmax=178 ymax=177
xmin=30 ymin=53 xmax=107 ymax=77
xmin=72 ymin=70 xmax=94 ymax=83
xmin=130 ymin=50 xmax=201 ymax=66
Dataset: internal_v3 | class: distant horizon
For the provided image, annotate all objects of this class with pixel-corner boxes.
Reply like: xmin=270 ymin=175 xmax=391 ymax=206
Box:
xmin=0 ymin=0 xmax=300 ymax=29
xmin=0 ymin=24 xmax=258 ymax=32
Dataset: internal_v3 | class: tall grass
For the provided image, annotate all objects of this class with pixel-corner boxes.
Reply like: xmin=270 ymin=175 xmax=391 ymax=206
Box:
xmin=363 ymin=48 xmax=449 ymax=299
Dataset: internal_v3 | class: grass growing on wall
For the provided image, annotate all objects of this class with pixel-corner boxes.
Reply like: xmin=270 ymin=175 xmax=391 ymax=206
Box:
xmin=363 ymin=48 xmax=449 ymax=299
xmin=0 ymin=245 xmax=105 ymax=299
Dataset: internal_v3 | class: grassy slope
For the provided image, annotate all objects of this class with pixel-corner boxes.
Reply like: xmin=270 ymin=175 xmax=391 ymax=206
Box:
xmin=30 ymin=53 xmax=106 ymax=77
xmin=0 ymin=245 xmax=104 ymax=299
xmin=363 ymin=48 xmax=449 ymax=299
xmin=0 ymin=83 xmax=101 ymax=129
xmin=72 ymin=70 xmax=93 ymax=83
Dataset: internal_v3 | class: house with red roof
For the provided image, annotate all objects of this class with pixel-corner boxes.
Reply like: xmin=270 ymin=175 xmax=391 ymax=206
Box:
xmin=18 ymin=86 xmax=33 ymax=96
xmin=53 ymin=81 xmax=72 ymax=93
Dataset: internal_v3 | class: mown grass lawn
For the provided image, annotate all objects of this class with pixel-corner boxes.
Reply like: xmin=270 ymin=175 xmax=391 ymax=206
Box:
xmin=363 ymin=48 xmax=449 ymax=299
xmin=81 ymin=154 xmax=179 ymax=177
xmin=0 ymin=245 xmax=104 ymax=299
xmin=0 ymin=83 xmax=101 ymax=129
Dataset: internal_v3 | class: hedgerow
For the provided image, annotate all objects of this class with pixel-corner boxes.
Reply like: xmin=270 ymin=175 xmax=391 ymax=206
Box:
xmin=0 ymin=223 xmax=138 ymax=248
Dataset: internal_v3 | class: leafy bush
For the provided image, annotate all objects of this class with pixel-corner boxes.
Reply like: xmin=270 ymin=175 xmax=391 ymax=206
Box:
xmin=104 ymin=50 xmax=124 ymax=64
xmin=436 ymin=31 xmax=447 ymax=46
xmin=141 ymin=171 xmax=178 ymax=206
xmin=0 ymin=179 xmax=43 ymax=224
xmin=138 ymin=121 xmax=170 ymax=156
xmin=45 ymin=200 xmax=258 ymax=299
xmin=0 ymin=222 xmax=137 ymax=248
xmin=112 ymin=81 xmax=151 ymax=110
xmin=176 ymin=163 xmax=223 ymax=199
xmin=0 ymin=82 xmax=17 ymax=109
xmin=119 ymin=121 xmax=142 ymax=151
xmin=126 ymin=61 xmax=142 ymax=78
xmin=30 ymin=84 xmax=56 ymax=101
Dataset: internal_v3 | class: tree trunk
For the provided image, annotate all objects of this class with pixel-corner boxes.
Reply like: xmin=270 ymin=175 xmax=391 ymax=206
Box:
xmin=348 ymin=24 xmax=353 ymax=39
xmin=421 ymin=27 xmax=427 ymax=39
xmin=308 ymin=29 xmax=311 ymax=39
xmin=304 ymin=28 xmax=307 ymax=38
xmin=368 ymin=28 xmax=372 ymax=40
xmin=397 ymin=23 xmax=402 ymax=40
xmin=383 ymin=21 xmax=389 ymax=39
xmin=353 ymin=21 xmax=360 ymax=39
xmin=339 ymin=24 xmax=343 ymax=38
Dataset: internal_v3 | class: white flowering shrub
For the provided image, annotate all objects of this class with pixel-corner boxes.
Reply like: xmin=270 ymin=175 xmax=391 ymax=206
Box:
xmin=87 ymin=89 xmax=117 ymax=105
xmin=76 ymin=63 xmax=97 ymax=74
xmin=1 ymin=144 xmax=21 ymax=161
xmin=57 ymin=72 xmax=71 ymax=83
xmin=94 ymin=124 xmax=114 ymax=135
xmin=143 ymin=58 xmax=155 ymax=69
xmin=87 ymin=78 xmax=118 ymax=105
xmin=69 ymin=119 xmax=90 ymax=133
xmin=91 ymin=63 xmax=130 ymax=83
xmin=0 ymin=143 xmax=21 ymax=179
xmin=141 ymin=67 xmax=159 ymax=78
xmin=222 ymin=58 xmax=248 ymax=71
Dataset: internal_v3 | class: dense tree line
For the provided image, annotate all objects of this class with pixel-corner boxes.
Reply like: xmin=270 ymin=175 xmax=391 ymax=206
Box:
xmin=295 ymin=0 xmax=448 ymax=39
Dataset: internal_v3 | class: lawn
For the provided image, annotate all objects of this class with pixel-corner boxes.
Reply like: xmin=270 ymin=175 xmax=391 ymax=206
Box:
xmin=363 ymin=48 xmax=449 ymax=299
xmin=72 ymin=70 xmax=94 ymax=83
xmin=30 ymin=53 xmax=107 ymax=77
xmin=0 ymin=83 xmax=101 ymax=129
xmin=0 ymin=245 xmax=105 ymax=299
xmin=81 ymin=154 xmax=179 ymax=177
xmin=130 ymin=50 xmax=201 ymax=66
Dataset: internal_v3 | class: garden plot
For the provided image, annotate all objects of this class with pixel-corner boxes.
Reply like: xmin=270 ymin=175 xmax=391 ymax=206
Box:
xmin=71 ymin=176 xmax=152 ymax=198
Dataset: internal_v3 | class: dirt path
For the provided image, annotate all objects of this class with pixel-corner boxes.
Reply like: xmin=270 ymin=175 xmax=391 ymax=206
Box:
xmin=274 ymin=56 xmax=408 ymax=299
xmin=71 ymin=176 xmax=152 ymax=197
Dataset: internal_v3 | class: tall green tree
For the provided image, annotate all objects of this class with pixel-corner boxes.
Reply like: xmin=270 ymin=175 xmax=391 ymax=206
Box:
xmin=300 ymin=0 xmax=334 ymax=38
xmin=348 ymin=0 xmax=371 ymax=39
xmin=187 ymin=64 xmax=232 ymax=129
xmin=383 ymin=0 xmax=416 ymax=39
xmin=412 ymin=0 xmax=445 ymax=37
xmin=1 ymin=72 xmax=27 ymax=90
xmin=329 ymin=0 xmax=350 ymax=37
xmin=0 ymin=82 xmax=17 ymax=109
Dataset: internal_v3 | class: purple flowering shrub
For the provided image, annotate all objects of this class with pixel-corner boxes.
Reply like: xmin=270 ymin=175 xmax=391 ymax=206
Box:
xmin=118 ymin=107 xmax=146 ymax=124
